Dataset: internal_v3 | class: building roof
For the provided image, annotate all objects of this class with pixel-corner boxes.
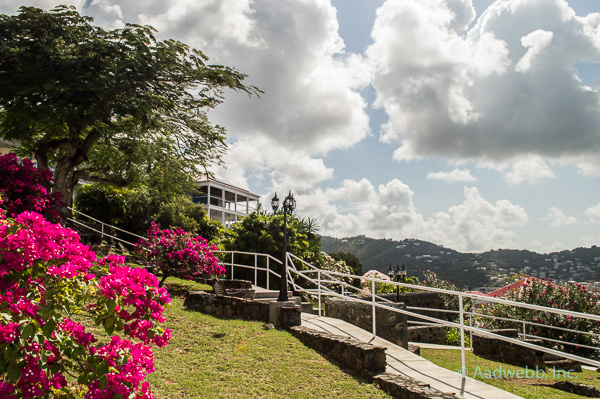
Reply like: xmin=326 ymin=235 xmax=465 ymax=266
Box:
xmin=198 ymin=175 xmax=260 ymax=199
xmin=487 ymin=276 xmax=545 ymax=298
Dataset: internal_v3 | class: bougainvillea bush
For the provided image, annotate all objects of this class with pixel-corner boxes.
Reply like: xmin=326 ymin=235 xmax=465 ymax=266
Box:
xmin=474 ymin=277 xmax=600 ymax=358
xmin=0 ymin=203 xmax=171 ymax=398
xmin=136 ymin=222 xmax=225 ymax=287
xmin=0 ymin=153 xmax=63 ymax=222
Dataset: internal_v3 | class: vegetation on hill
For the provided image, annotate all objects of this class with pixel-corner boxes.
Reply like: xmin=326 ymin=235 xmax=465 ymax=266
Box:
xmin=321 ymin=235 xmax=600 ymax=288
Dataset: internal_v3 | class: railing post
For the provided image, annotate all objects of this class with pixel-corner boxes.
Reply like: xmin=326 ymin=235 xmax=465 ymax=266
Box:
xmin=318 ymin=271 xmax=322 ymax=316
xmin=267 ymin=257 xmax=270 ymax=290
xmin=372 ymin=279 xmax=376 ymax=340
xmin=522 ymin=321 xmax=526 ymax=338
xmin=254 ymin=253 xmax=258 ymax=286
xmin=459 ymin=295 xmax=466 ymax=377
xmin=341 ymin=282 xmax=345 ymax=296
xmin=231 ymin=252 xmax=234 ymax=281
xmin=101 ymin=223 xmax=105 ymax=242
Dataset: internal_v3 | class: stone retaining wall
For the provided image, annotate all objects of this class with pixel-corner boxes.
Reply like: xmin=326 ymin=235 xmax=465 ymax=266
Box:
xmin=408 ymin=326 xmax=446 ymax=344
xmin=289 ymin=326 xmax=386 ymax=373
xmin=375 ymin=292 xmax=447 ymax=322
xmin=365 ymin=372 xmax=458 ymax=399
xmin=324 ymin=297 xmax=408 ymax=348
xmin=184 ymin=290 xmax=270 ymax=323
xmin=472 ymin=329 xmax=545 ymax=369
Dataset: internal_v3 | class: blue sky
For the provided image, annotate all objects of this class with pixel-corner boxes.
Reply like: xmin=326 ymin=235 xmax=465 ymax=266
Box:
xmin=3 ymin=0 xmax=600 ymax=253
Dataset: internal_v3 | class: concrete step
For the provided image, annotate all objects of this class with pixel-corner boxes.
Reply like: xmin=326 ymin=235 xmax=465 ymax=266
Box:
xmin=301 ymin=302 xmax=319 ymax=314
xmin=253 ymin=290 xmax=293 ymax=299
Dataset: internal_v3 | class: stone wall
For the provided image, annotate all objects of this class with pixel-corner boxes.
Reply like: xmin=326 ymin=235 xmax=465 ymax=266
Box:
xmin=289 ymin=326 xmax=386 ymax=373
xmin=375 ymin=292 xmax=447 ymax=322
xmin=324 ymin=297 xmax=408 ymax=348
xmin=365 ymin=373 xmax=458 ymax=399
xmin=184 ymin=290 xmax=270 ymax=323
xmin=472 ymin=329 xmax=546 ymax=369
xmin=408 ymin=326 xmax=446 ymax=344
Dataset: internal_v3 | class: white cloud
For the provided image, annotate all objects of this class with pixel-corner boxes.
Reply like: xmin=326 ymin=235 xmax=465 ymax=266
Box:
xmin=542 ymin=207 xmax=577 ymax=227
xmin=303 ymin=180 xmax=528 ymax=252
xmin=504 ymin=155 xmax=556 ymax=184
xmin=369 ymin=0 xmax=600 ymax=172
xmin=585 ymin=201 xmax=600 ymax=223
xmin=427 ymin=168 xmax=478 ymax=183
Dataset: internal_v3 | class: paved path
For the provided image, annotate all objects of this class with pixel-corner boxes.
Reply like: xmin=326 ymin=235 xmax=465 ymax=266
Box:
xmin=301 ymin=313 xmax=523 ymax=399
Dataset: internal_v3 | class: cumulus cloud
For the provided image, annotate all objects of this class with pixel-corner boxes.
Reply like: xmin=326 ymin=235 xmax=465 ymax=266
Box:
xmin=305 ymin=180 xmax=528 ymax=252
xmin=368 ymin=0 xmax=600 ymax=174
xmin=60 ymin=0 xmax=372 ymax=200
xmin=504 ymin=155 xmax=556 ymax=184
xmin=585 ymin=201 xmax=600 ymax=223
xmin=542 ymin=207 xmax=577 ymax=227
xmin=427 ymin=168 xmax=478 ymax=183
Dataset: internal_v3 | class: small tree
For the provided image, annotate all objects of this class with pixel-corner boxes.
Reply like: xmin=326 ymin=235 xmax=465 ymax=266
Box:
xmin=136 ymin=222 xmax=225 ymax=287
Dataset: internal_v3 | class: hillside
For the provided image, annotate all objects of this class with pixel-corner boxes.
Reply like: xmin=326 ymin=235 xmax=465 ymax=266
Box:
xmin=321 ymin=235 xmax=600 ymax=289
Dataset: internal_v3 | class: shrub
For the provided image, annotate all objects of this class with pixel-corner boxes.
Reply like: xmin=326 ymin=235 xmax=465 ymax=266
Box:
xmin=445 ymin=327 xmax=470 ymax=347
xmin=0 ymin=204 xmax=171 ymax=398
xmin=474 ymin=277 xmax=600 ymax=358
xmin=136 ymin=222 xmax=225 ymax=286
xmin=0 ymin=153 xmax=62 ymax=222
xmin=74 ymin=183 xmax=127 ymax=225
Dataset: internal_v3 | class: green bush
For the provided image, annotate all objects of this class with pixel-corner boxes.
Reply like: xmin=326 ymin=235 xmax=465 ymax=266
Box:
xmin=74 ymin=183 xmax=127 ymax=225
xmin=445 ymin=327 xmax=470 ymax=347
xmin=74 ymin=183 xmax=221 ymax=241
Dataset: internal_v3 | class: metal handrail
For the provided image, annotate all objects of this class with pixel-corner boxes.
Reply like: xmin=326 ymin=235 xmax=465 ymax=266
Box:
xmin=67 ymin=218 xmax=138 ymax=249
xmin=222 ymin=250 xmax=600 ymax=375
xmin=68 ymin=207 xmax=148 ymax=241
xmin=215 ymin=250 xmax=282 ymax=290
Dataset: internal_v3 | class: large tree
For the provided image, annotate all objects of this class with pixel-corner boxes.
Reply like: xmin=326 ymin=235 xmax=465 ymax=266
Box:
xmin=0 ymin=6 xmax=258 ymax=215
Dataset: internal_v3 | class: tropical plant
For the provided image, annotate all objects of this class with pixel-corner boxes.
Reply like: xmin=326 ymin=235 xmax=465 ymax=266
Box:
xmin=0 ymin=204 xmax=171 ymax=398
xmin=136 ymin=222 xmax=225 ymax=286
xmin=0 ymin=153 xmax=63 ymax=222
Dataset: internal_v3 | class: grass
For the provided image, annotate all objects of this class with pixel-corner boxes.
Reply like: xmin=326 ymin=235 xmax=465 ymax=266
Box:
xmin=144 ymin=277 xmax=392 ymax=398
xmin=421 ymin=348 xmax=600 ymax=399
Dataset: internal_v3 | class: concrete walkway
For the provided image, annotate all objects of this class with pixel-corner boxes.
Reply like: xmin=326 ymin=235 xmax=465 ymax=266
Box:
xmin=301 ymin=313 xmax=523 ymax=399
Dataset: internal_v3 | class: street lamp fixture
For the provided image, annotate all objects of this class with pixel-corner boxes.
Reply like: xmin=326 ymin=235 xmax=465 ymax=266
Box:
xmin=387 ymin=264 xmax=407 ymax=302
xmin=271 ymin=191 xmax=296 ymax=302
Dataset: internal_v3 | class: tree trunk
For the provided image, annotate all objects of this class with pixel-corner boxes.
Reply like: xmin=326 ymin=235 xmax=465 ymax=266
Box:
xmin=54 ymin=159 xmax=75 ymax=219
xmin=49 ymin=126 xmax=101 ymax=220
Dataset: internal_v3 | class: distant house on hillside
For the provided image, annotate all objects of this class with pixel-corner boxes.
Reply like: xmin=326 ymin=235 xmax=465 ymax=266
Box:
xmin=192 ymin=176 xmax=260 ymax=228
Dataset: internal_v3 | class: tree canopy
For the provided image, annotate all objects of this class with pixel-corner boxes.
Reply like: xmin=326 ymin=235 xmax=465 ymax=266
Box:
xmin=0 ymin=6 xmax=259 ymax=215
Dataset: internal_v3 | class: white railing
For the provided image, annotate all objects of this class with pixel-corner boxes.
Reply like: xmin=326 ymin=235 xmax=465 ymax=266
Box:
xmin=215 ymin=250 xmax=283 ymax=290
xmin=222 ymin=251 xmax=600 ymax=377
xmin=66 ymin=207 xmax=147 ymax=249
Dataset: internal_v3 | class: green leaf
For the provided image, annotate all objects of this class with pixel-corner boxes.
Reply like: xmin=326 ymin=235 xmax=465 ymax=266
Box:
xmin=96 ymin=362 xmax=108 ymax=376
xmin=99 ymin=374 xmax=108 ymax=390
xmin=7 ymin=364 xmax=21 ymax=383
xmin=107 ymin=299 xmax=117 ymax=315
xmin=42 ymin=319 xmax=57 ymax=338
xmin=21 ymin=324 xmax=34 ymax=339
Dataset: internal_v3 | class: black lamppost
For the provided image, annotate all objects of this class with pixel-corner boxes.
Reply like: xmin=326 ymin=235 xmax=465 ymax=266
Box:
xmin=387 ymin=264 xmax=407 ymax=302
xmin=271 ymin=191 xmax=296 ymax=302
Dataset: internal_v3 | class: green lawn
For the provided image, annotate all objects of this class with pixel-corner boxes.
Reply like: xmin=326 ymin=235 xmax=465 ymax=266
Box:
xmin=421 ymin=348 xmax=600 ymax=399
xmin=145 ymin=278 xmax=392 ymax=398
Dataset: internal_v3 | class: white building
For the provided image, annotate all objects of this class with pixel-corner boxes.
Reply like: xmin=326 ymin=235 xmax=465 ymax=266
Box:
xmin=192 ymin=176 xmax=260 ymax=228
